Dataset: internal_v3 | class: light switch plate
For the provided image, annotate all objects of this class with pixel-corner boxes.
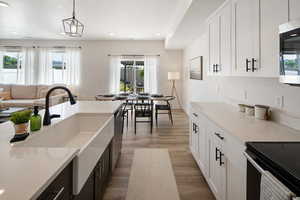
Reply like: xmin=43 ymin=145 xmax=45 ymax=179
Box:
xmin=275 ymin=96 xmax=284 ymax=109
xmin=244 ymin=90 xmax=248 ymax=100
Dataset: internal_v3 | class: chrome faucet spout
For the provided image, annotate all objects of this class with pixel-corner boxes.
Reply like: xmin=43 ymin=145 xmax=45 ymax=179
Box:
xmin=43 ymin=86 xmax=76 ymax=126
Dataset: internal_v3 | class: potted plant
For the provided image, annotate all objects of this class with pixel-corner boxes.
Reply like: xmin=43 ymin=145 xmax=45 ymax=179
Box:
xmin=10 ymin=110 xmax=32 ymax=135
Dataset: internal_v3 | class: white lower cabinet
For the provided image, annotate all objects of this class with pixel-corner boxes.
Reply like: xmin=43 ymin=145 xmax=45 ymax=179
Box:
xmin=190 ymin=108 xmax=246 ymax=200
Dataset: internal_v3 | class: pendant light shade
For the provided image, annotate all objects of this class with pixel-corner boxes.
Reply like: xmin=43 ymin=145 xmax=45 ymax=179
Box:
xmin=62 ymin=0 xmax=84 ymax=37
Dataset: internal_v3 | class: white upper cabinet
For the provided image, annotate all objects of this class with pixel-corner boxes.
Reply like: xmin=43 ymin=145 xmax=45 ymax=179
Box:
xmin=289 ymin=0 xmax=300 ymax=21
xmin=232 ymin=0 xmax=260 ymax=76
xmin=209 ymin=16 xmax=220 ymax=75
xmin=259 ymin=0 xmax=289 ymax=77
xmin=208 ymin=1 xmax=232 ymax=76
xmin=207 ymin=0 xmax=292 ymax=77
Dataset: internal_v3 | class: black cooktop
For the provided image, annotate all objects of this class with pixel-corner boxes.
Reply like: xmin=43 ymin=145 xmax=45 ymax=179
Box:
xmin=246 ymin=142 xmax=300 ymax=194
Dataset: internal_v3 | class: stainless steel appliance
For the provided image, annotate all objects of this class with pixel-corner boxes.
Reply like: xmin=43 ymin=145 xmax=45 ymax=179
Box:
xmin=245 ymin=142 xmax=300 ymax=200
xmin=279 ymin=20 xmax=300 ymax=85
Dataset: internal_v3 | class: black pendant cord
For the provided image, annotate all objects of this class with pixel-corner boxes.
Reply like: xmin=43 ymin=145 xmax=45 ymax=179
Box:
xmin=72 ymin=0 xmax=76 ymax=19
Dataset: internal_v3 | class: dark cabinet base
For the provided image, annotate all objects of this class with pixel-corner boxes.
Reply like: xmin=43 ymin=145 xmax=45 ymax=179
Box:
xmin=74 ymin=142 xmax=112 ymax=200
xmin=37 ymin=162 xmax=73 ymax=200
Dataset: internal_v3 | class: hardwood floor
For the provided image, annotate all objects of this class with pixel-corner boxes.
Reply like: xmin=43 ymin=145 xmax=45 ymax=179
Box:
xmin=103 ymin=110 xmax=215 ymax=200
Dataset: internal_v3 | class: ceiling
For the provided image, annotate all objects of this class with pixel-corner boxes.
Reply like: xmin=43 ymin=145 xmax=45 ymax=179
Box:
xmin=0 ymin=0 xmax=188 ymax=40
xmin=0 ymin=0 xmax=225 ymax=48
xmin=165 ymin=0 xmax=225 ymax=49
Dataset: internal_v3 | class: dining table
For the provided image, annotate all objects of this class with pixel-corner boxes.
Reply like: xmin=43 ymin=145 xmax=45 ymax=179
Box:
xmin=95 ymin=94 xmax=175 ymax=130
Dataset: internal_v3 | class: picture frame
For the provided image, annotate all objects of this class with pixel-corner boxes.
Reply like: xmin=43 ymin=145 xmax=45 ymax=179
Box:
xmin=189 ymin=56 xmax=203 ymax=80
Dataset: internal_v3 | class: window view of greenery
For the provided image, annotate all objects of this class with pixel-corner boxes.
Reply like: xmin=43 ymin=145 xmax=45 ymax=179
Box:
xmin=51 ymin=52 xmax=66 ymax=83
xmin=52 ymin=52 xmax=65 ymax=70
xmin=0 ymin=52 xmax=22 ymax=84
xmin=3 ymin=52 xmax=20 ymax=69
xmin=120 ymin=60 xmax=144 ymax=93
xmin=283 ymin=54 xmax=300 ymax=75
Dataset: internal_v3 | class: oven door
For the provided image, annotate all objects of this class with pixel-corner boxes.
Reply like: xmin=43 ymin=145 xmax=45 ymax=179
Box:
xmin=244 ymin=152 xmax=300 ymax=200
xmin=280 ymin=24 xmax=300 ymax=85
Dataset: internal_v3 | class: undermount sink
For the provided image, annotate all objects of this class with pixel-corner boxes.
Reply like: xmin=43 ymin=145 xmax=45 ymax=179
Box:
xmin=16 ymin=113 xmax=114 ymax=194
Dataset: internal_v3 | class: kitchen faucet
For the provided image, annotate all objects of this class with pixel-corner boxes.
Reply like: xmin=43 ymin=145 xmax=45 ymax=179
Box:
xmin=43 ymin=86 xmax=76 ymax=126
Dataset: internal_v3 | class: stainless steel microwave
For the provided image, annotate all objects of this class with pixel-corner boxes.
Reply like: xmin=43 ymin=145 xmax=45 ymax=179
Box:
xmin=279 ymin=20 xmax=300 ymax=85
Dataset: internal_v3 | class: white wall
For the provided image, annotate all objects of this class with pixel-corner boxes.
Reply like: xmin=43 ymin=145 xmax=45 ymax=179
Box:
xmin=0 ymin=39 xmax=182 ymax=107
xmin=182 ymin=32 xmax=300 ymax=130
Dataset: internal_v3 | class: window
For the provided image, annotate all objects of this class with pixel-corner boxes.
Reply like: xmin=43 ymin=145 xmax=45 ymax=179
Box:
xmin=0 ymin=50 xmax=23 ymax=84
xmin=51 ymin=51 xmax=66 ymax=84
xmin=120 ymin=59 xmax=144 ymax=93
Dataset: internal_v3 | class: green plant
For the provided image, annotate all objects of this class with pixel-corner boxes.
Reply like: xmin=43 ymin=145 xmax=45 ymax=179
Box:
xmin=10 ymin=110 xmax=32 ymax=125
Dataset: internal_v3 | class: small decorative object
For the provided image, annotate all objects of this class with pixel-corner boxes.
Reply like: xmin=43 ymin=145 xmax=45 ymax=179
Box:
xmin=62 ymin=0 xmax=84 ymax=37
xmin=10 ymin=110 xmax=32 ymax=143
xmin=245 ymin=105 xmax=255 ymax=116
xmin=189 ymin=56 xmax=203 ymax=80
xmin=238 ymin=104 xmax=247 ymax=113
xmin=255 ymin=105 xmax=270 ymax=120
xmin=30 ymin=106 xmax=42 ymax=132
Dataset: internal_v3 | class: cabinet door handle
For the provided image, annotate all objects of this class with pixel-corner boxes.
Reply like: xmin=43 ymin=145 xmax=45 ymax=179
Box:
xmin=195 ymin=124 xmax=198 ymax=134
xmin=246 ymin=59 xmax=251 ymax=72
xmin=215 ymin=64 xmax=219 ymax=72
xmin=215 ymin=147 xmax=220 ymax=161
xmin=215 ymin=132 xmax=224 ymax=140
xmin=52 ymin=187 xmax=64 ymax=200
xmin=193 ymin=113 xmax=198 ymax=117
xmin=219 ymin=151 xmax=225 ymax=166
xmin=213 ymin=64 xmax=216 ymax=72
xmin=251 ymin=58 xmax=257 ymax=72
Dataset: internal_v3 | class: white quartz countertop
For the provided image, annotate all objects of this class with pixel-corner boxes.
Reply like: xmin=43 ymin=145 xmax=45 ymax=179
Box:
xmin=191 ymin=102 xmax=300 ymax=144
xmin=0 ymin=101 xmax=122 ymax=200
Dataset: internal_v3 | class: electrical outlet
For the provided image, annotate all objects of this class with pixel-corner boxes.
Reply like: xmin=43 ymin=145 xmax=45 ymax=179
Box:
xmin=275 ymin=96 xmax=284 ymax=109
xmin=244 ymin=90 xmax=248 ymax=100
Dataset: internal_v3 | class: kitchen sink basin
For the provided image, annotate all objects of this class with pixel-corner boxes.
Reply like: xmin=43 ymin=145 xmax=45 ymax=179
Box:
xmin=16 ymin=113 xmax=114 ymax=194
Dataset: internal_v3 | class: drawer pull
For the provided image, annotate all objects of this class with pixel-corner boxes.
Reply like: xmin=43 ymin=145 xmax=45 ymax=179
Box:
xmin=219 ymin=151 xmax=225 ymax=166
xmin=215 ymin=132 xmax=224 ymax=140
xmin=52 ymin=187 xmax=64 ymax=200
xmin=193 ymin=113 xmax=198 ymax=117
xmin=215 ymin=148 xmax=220 ymax=161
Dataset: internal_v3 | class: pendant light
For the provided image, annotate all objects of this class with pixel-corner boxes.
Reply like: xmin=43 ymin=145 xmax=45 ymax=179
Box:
xmin=0 ymin=1 xmax=9 ymax=7
xmin=62 ymin=0 xmax=84 ymax=37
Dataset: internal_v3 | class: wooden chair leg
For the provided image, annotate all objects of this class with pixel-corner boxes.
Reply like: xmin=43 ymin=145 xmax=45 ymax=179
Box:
xmin=126 ymin=113 xmax=129 ymax=128
xmin=169 ymin=109 xmax=174 ymax=125
xmin=155 ymin=109 xmax=158 ymax=127
xmin=150 ymin=115 xmax=153 ymax=134
xmin=134 ymin=114 xmax=137 ymax=135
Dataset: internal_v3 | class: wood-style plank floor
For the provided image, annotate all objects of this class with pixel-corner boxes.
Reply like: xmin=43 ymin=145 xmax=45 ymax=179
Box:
xmin=103 ymin=110 xmax=215 ymax=200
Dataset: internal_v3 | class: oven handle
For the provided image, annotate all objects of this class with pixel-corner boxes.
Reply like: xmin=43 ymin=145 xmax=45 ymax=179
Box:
xmin=243 ymin=152 xmax=265 ymax=174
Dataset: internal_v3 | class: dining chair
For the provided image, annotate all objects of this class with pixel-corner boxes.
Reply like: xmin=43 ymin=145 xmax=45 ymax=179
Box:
xmin=134 ymin=97 xmax=153 ymax=134
xmin=155 ymin=96 xmax=176 ymax=126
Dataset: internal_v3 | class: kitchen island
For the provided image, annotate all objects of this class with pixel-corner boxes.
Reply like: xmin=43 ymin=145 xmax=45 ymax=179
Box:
xmin=0 ymin=101 xmax=122 ymax=200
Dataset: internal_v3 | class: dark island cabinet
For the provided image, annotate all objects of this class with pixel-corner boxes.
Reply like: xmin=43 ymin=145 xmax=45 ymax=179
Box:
xmin=74 ymin=142 xmax=112 ymax=200
xmin=37 ymin=161 xmax=73 ymax=200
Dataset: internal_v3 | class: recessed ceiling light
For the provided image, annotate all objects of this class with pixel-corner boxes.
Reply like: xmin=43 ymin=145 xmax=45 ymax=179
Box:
xmin=12 ymin=31 xmax=18 ymax=35
xmin=109 ymin=32 xmax=115 ymax=36
xmin=156 ymin=33 xmax=161 ymax=36
xmin=0 ymin=189 xmax=5 ymax=195
xmin=0 ymin=1 xmax=9 ymax=7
